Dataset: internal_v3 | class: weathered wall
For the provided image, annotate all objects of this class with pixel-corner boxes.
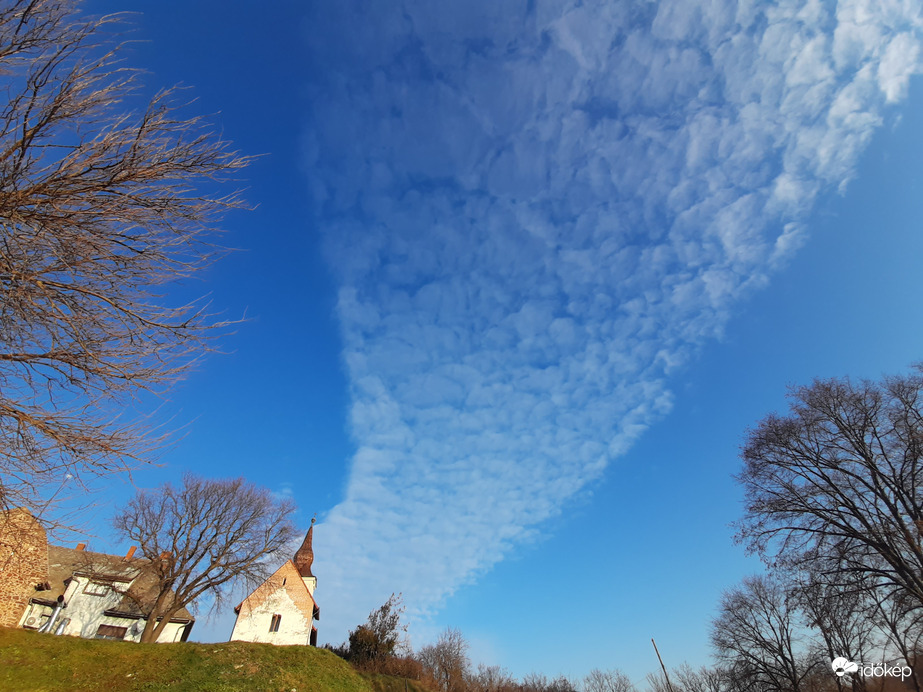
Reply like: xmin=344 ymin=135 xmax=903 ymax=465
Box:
xmin=0 ymin=509 xmax=49 ymax=628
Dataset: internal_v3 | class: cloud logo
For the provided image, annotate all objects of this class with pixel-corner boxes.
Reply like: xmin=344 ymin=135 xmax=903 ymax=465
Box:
xmin=832 ymin=657 xmax=859 ymax=677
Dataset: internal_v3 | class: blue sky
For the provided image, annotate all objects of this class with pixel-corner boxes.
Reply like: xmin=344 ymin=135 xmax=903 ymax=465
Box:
xmin=77 ymin=0 xmax=923 ymax=685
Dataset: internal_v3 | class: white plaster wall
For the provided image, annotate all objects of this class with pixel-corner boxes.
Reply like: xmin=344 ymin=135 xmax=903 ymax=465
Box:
xmin=157 ymin=621 xmax=189 ymax=643
xmin=230 ymin=588 xmax=311 ymax=645
xmin=62 ymin=575 xmax=126 ymax=639
xmin=303 ymin=576 xmax=316 ymax=597
xmin=121 ymin=618 xmax=188 ymax=643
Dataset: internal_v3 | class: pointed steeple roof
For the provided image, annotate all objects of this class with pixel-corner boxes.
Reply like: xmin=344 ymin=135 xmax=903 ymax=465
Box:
xmin=293 ymin=516 xmax=315 ymax=578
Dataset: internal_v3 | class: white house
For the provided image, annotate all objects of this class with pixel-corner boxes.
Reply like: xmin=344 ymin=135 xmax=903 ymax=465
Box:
xmin=0 ymin=508 xmax=194 ymax=643
xmin=17 ymin=543 xmax=194 ymax=643
xmin=230 ymin=519 xmax=320 ymax=646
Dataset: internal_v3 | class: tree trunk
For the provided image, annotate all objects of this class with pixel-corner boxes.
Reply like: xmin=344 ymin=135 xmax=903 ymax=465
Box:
xmin=139 ymin=590 xmax=172 ymax=643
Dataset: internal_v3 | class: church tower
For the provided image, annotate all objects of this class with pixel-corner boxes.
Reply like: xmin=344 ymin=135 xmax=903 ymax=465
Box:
xmin=293 ymin=516 xmax=317 ymax=596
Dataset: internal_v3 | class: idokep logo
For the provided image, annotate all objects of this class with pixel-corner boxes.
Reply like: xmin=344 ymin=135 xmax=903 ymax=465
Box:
xmin=831 ymin=657 xmax=912 ymax=681
xmin=831 ymin=658 xmax=858 ymax=677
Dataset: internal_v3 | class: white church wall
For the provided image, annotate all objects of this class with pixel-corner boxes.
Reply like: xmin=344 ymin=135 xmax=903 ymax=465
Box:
xmin=230 ymin=586 xmax=312 ymax=645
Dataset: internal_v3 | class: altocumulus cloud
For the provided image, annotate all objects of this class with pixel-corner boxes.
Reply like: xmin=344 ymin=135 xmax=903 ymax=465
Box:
xmin=304 ymin=0 xmax=923 ymax=638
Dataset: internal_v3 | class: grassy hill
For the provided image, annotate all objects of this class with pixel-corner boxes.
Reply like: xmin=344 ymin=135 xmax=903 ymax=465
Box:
xmin=0 ymin=628 xmax=431 ymax=692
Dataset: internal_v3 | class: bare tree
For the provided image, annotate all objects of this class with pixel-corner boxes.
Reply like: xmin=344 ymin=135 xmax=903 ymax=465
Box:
xmin=522 ymin=673 xmax=553 ymax=692
xmin=873 ymin=595 xmax=923 ymax=692
xmin=419 ymin=627 xmax=471 ymax=692
xmin=521 ymin=673 xmax=579 ymax=692
xmin=111 ymin=474 xmax=295 ymax=643
xmin=735 ymin=370 xmax=923 ymax=614
xmin=711 ymin=575 xmax=818 ymax=692
xmin=0 ymin=0 xmax=248 ymax=514
xmin=547 ymin=677 xmax=580 ymax=692
xmin=583 ymin=668 xmax=636 ymax=692
xmin=472 ymin=663 xmax=518 ymax=692
xmin=644 ymin=671 xmax=677 ymax=692
xmin=672 ymin=664 xmax=730 ymax=692
xmin=789 ymin=572 xmax=879 ymax=692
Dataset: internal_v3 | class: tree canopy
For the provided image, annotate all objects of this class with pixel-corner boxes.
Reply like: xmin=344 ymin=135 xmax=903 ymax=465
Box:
xmin=112 ymin=474 xmax=296 ymax=643
xmin=736 ymin=368 xmax=923 ymax=612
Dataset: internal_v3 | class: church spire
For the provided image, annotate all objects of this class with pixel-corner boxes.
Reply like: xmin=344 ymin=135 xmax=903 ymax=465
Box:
xmin=293 ymin=515 xmax=316 ymax=578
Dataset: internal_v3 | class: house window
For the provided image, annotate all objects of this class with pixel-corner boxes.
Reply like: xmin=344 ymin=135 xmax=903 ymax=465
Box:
xmin=269 ymin=614 xmax=282 ymax=633
xmin=95 ymin=624 xmax=127 ymax=640
xmin=83 ymin=580 xmax=110 ymax=596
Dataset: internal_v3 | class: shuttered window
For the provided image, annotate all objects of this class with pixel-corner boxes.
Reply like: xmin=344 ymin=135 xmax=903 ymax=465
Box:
xmin=95 ymin=624 xmax=127 ymax=640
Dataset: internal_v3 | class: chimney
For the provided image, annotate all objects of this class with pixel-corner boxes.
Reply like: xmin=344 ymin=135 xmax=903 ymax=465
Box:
xmin=124 ymin=546 xmax=136 ymax=560
xmin=75 ymin=543 xmax=86 ymax=551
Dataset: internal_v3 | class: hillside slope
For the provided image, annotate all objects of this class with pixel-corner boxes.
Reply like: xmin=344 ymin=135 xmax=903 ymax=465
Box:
xmin=0 ymin=628 xmax=429 ymax=692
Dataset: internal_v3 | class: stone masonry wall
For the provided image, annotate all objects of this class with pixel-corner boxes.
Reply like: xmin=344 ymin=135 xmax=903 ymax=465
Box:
xmin=0 ymin=509 xmax=49 ymax=628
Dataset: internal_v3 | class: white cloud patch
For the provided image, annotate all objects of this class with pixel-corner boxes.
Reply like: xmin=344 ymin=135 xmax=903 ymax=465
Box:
xmin=303 ymin=0 xmax=923 ymax=640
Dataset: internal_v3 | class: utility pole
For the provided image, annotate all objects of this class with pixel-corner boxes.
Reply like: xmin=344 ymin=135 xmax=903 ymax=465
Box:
xmin=651 ymin=638 xmax=677 ymax=692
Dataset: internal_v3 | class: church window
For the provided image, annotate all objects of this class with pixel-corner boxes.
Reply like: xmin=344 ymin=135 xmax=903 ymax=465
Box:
xmin=269 ymin=614 xmax=282 ymax=633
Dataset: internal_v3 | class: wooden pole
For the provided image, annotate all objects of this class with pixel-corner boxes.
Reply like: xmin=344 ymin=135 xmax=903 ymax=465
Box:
xmin=651 ymin=638 xmax=677 ymax=692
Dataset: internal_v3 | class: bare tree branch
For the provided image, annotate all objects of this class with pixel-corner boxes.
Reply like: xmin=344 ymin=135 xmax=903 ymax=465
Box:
xmin=0 ymin=0 xmax=250 ymax=514
xmin=735 ymin=368 xmax=923 ymax=616
xmin=419 ymin=627 xmax=472 ymax=692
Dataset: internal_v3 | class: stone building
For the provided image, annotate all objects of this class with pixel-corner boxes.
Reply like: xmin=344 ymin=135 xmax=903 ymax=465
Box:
xmin=230 ymin=518 xmax=320 ymax=646
xmin=0 ymin=508 xmax=193 ymax=642
xmin=0 ymin=508 xmax=49 ymax=629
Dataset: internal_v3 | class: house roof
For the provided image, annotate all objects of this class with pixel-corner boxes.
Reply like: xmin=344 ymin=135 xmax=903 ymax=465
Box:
xmin=47 ymin=545 xmax=141 ymax=595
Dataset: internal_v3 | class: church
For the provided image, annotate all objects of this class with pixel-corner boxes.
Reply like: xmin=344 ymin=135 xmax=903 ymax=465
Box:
xmin=229 ymin=518 xmax=320 ymax=646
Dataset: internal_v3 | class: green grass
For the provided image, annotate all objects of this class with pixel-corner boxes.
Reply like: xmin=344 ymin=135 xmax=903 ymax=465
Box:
xmin=0 ymin=628 xmax=429 ymax=692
